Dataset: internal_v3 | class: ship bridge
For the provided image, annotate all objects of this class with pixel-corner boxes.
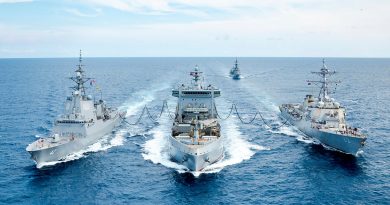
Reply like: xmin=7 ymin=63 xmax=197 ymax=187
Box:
xmin=172 ymin=88 xmax=220 ymax=98
xmin=173 ymin=65 xmax=221 ymax=122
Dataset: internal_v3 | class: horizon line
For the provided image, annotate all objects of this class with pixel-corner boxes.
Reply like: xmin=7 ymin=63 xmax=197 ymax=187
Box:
xmin=0 ymin=56 xmax=389 ymax=59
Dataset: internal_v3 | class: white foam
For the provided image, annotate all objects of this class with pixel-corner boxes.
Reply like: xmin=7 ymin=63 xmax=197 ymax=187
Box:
xmin=142 ymin=115 xmax=269 ymax=177
xmin=248 ymin=90 xmax=318 ymax=145
xmin=110 ymin=130 xmax=127 ymax=147
xmin=356 ymin=150 xmax=364 ymax=157
xmin=270 ymin=125 xmax=315 ymax=144
xmin=271 ymin=126 xmax=303 ymax=138
xmin=203 ymin=121 xmax=269 ymax=172
xmin=295 ymin=135 xmax=315 ymax=144
xmin=119 ymin=84 xmax=169 ymax=118
xmin=35 ymin=83 xmax=170 ymax=169
xmin=141 ymin=123 xmax=189 ymax=171
xmin=36 ymin=130 xmax=128 ymax=169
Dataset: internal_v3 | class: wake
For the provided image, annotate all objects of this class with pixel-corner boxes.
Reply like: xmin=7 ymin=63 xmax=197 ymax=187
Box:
xmin=141 ymin=101 xmax=269 ymax=177
xmin=36 ymin=83 xmax=170 ymax=169
xmin=36 ymin=130 xmax=128 ymax=169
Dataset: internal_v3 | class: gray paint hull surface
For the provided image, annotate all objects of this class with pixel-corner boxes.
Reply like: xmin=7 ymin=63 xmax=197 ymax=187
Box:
xmin=280 ymin=109 xmax=365 ymax=155
xmin=27 ymin=115 xmax=122 ymax=167
xmin=168 ymin=136 xmax=224 ymax=171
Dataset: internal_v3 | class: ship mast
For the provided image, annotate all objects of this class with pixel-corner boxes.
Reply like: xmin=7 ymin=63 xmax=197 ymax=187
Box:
xmin=190 ymin=65 xmax=203 ymax=89
xmin=70 ymin=50 xmax=91 ymax=96
xmin=307 ymin=59 xmax=340 ymax=102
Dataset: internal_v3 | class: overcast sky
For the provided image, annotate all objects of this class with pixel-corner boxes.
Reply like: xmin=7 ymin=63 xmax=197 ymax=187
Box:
xmin=0 ymin=0 xmax=389 ymax=57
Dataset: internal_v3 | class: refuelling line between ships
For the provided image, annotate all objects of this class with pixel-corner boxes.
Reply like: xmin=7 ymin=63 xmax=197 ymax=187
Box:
xmin=121 ymin=100 xmax=288 ymax=129
xmin=25 ymin=52 xmax=367 ymax=169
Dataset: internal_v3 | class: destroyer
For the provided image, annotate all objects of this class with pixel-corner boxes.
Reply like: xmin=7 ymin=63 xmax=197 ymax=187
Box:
xmin=279 ymin=59 xmax=366 ymax=155
xmin=169 ymin=66 xmax=223 ymax=171
xmin=26 ymin=51 xmax=126 ymax=167
xmin=229 ymin=58 xmax=241 ymax=79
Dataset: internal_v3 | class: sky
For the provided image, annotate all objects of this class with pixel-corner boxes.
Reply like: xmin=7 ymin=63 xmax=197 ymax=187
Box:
xmin=0 ymin=0 xmax=389 ymax=58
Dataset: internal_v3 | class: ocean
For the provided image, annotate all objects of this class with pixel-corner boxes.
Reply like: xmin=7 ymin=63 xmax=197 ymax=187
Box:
xmin=0 ymin=57 xmax=389 ymax=204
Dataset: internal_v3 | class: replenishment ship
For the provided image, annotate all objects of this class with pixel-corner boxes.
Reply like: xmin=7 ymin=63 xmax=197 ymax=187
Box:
xmin=169 ymin=66 xmax=224 ymax=171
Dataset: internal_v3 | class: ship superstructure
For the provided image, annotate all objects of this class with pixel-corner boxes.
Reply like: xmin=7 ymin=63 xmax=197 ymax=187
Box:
xmin=229 ymin=58 xmax=241 ymax=79
xmin=279 ymin=59 xmax=366 ymax=155
xmin=169 ymin=65 xmax=224 ymax=171
xmin=26 ymin=51 xmax=126 ymax=167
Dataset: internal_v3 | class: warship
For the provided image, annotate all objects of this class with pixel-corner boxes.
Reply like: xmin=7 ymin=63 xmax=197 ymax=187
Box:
xmin=26 ymin=51 xmax=126 ymax=167
xmin=279 ymin=59 xmax=366 ymax=155
xmin=169 ymin=66 xmax=224 ymax=171
xmin=229 ymin=58 xmax=241 ymax=79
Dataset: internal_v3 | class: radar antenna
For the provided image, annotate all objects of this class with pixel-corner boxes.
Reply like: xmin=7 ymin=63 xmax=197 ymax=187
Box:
xmin=190 ymin=65 xmax=203 ymax=89
xmin=69 ymin=50 xmax=91 ymax=96
xmin=307 ymin=59 xmax=340 ymax=102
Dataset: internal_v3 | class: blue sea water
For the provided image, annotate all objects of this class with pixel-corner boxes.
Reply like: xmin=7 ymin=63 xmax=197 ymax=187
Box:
xmin=0 ymin=57 xmax=389 ymax=204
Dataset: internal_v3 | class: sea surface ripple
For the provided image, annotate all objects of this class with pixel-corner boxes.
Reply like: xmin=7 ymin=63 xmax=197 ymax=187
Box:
xmin=0 ymin=57 xmax=389 ymax=204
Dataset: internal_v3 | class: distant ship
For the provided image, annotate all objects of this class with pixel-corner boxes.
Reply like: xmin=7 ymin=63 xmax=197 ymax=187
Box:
xmin=26 ymin=51 xmax=126 ymax=167
xmin=169 ymin=65 xmax=224 ymax=171
xmin=279 ymin=59 xmax=366 ymax=155
xmin=229 ymin=58 xmax=241 ymax=79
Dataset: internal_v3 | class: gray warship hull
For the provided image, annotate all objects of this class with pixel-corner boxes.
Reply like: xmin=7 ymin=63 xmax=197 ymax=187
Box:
xmin=168 ymin=135 xmax=224 ymax=171
xmin=232 ymin=74 xmax=241 ymax=80
xmin=27 ymin=114 xmax=122 ymax=167
xmin=280 ymin=108 xmax=365 ymax=155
